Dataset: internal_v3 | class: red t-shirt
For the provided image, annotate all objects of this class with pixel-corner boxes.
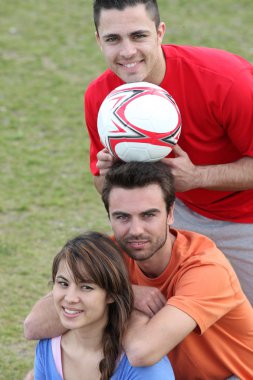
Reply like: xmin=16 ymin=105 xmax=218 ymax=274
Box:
xmin=122 ymin=229 xmax=253 ymax=379
xmin=84 ymin=45 xmax=253 ymax=222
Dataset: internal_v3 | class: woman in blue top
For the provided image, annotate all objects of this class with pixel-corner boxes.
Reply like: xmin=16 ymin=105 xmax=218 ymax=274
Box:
xmin=34 ymin=231 xmax=174 ymax=380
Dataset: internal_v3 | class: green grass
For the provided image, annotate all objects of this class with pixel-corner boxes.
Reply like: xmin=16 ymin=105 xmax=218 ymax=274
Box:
xmin=1 ymin=0 xmax=252 ymax=378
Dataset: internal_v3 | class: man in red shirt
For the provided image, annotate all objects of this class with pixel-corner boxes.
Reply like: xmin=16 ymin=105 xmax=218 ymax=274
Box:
xmin=85 ymin=0 xmax=253 ymax=303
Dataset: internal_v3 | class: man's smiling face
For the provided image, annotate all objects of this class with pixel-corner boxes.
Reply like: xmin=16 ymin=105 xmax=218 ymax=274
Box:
xmin=96 ymin=4 xmax=166 ymax=85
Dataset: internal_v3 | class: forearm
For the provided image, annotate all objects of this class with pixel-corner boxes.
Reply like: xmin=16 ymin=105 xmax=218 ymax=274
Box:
xmin=93 ymin=148 xmax=117 ymax=193
xmin=194 ymin=156 xmax=253 ymax=191
xmin=93 ymin=175 xmax=105 ymax=194
xmin=24 ymin=292 xmax=67 ymax=340
xmin=124 ymin=306 xmax=196 ymax=367
xmin=165 ymin=147 xmax=253 ymax=192
xmin=123 ymin=310 xmax=151 ymax=364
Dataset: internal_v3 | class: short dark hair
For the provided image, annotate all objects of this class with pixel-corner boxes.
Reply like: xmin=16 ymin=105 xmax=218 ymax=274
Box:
xmin=93 ymin=0 xmax=160 ymax=31
xmin=102 ymin=161 xmax=175 ymax=214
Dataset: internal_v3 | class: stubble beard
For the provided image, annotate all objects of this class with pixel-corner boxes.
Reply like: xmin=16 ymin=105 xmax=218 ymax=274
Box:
xmin=117 ymin=227 xmax=168 ymax=262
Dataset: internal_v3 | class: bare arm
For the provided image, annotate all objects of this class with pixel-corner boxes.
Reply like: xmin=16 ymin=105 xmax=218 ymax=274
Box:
xmin=163 ymin=145 xmax=253 ymax=192
xmin=124 ymin=305 xmax=197 ymax=367
xmin=93 ymin=175 xmax=106 ymax=194
xmin=23 ymin=292 xmax=67 ymax=340
xmin=93 ymin=148 xmax=117 ymax=194
xmin=132 ymin=284 xmax=167 ymax=317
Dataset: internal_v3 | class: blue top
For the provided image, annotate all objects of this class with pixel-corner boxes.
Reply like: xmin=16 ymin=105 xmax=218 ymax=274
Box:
xmin=34 ymin=337 xmax=175 ymax=380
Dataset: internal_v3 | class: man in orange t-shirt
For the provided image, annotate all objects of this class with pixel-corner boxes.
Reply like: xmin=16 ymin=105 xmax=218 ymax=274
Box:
xmin=101 ymin=161 xmax=253 ymax=380
xmin=24 ymin=161 xmax=253 ymax=379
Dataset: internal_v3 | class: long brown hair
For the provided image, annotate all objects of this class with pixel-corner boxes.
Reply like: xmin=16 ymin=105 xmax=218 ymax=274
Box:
xmin=52 ymin=231 xmax=133 ymax=380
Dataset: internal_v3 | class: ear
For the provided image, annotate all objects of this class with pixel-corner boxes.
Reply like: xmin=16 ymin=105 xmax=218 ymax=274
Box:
xmin=106 ymin=295 xmax=115 ymax=304
xmin=167 ymin=203 xmax=174 ymax=226
xmin=157 ymin=21 xmax=166 ymax=44
xmin=95 ymin=31 xmax=102 ymax=51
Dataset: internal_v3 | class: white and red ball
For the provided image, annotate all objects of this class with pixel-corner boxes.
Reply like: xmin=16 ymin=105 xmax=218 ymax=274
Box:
xmin=97 ymin=82 xmax=181 ymax=162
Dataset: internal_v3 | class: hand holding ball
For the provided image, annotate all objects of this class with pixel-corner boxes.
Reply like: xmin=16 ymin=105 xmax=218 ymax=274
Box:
xmin=97 ymin=82 xmax=182 ymax=162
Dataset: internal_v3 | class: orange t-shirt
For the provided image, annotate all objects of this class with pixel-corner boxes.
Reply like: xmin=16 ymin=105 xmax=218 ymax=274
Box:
xmin=122 ymin=229 xmax=253 ymax=379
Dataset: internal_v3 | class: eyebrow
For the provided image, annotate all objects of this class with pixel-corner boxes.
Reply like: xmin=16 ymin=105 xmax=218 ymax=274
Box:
xmin=141 ymin=208 xmax=160 ymax=215
xmin=55 ymin=275 xmax=68 ymax=281
xmin=130 ymin=29 xmax=150 ymax=35
xmin=102 ymin=29 xmax=150 ymax=40
xmin=111 ymin=208 xmax=160 ymax=216
xmin=111 ymin=211 xmax=130 ymax=217
xmin=56 ymin=274 xmax=95 ymax=285
xmin=101 ymin=33 xmax=118 ymax=39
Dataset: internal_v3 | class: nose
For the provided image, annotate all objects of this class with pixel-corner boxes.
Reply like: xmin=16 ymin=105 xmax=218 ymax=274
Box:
xmin=119 ymin=38 xmax=137 ymax=59
xmin=64 ymin=284 xmax=80 ymax=304
xmin=128 ymin=217 xmax=144 ymax=236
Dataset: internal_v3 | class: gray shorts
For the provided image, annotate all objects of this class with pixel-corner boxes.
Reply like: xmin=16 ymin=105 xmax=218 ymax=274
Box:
xmin=173 ymin=198 xmax=253 ymax=305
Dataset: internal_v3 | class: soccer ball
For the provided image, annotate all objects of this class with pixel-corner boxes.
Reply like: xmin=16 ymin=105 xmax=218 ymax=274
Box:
xmin=97 ymin=82 xmax=182 ymax=162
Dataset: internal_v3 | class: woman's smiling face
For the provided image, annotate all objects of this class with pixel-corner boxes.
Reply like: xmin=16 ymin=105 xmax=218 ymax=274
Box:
xmin=53 ymin=260 xmax=111 ymax=331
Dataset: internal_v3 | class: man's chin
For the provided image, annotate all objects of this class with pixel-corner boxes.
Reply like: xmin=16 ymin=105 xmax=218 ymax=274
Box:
xmin=122 ymin=247 xmax=153 ymax=262
xmin=116 ymin=70 xmax=146 ymax=84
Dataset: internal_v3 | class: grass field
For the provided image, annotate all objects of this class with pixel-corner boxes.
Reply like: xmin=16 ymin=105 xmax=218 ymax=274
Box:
xmin=1 ymin=1 xmax=252 ymax=378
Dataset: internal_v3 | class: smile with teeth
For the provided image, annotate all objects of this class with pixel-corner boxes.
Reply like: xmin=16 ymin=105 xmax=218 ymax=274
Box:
xmin=63 ymin=307 xmax=83 ymax=315
xmin=123 ymin=62 xmax=137 ymax=68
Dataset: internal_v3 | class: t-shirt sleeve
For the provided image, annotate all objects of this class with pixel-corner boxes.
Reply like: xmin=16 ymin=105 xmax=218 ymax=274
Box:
xmin=130 ymin=356 xmax=175 ymax=379
xmin=84 ymin=86 xmax=105 ymax=176
xmin=167 ymin=262 xmax=242 ymax=334
xmin=113 ymin=353 xmax=175 ymax=379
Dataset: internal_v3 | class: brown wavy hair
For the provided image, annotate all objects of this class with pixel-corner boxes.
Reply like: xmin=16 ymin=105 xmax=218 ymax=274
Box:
xmin=52 ymin=231 xmax=133 ymax=380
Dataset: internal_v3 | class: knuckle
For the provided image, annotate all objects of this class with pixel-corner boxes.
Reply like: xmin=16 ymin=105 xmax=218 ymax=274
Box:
xmin=151 ymin=289 xmax=158 ymax=297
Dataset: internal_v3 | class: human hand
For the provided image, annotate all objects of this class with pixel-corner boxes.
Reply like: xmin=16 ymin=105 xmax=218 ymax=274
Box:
xmin=96 ymin=148 xmax=116 ymax=176
xmin=162 ymin=145 xmax=198 ymax=192
xmin=132 ymin=285 xmax=167 ymax=317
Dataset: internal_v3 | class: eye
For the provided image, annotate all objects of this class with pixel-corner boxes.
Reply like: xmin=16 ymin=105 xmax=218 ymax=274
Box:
xmin=81 ymin=284 xmax=94 ymax=291
xmin=117 ymin=215 xmax=129 ymax=222
xmin=132 ymin=33 xmax=147 ymax=40
xmin=104 ymin=35 xmax=118 ymax=43
xmin=56 ymin=280 xmax=68 ymax=288
xmin=143 ymin=212 xmax=156 ymax=219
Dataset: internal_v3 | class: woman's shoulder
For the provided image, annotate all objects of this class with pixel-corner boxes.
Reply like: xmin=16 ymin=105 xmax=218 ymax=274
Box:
xmin=36 ymin=337 xmax=52 ymax=351
xmin=111 ymin=353 xmax=174 ymax=379
xmin=35 ymin=337 xmax=63 ymax=380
